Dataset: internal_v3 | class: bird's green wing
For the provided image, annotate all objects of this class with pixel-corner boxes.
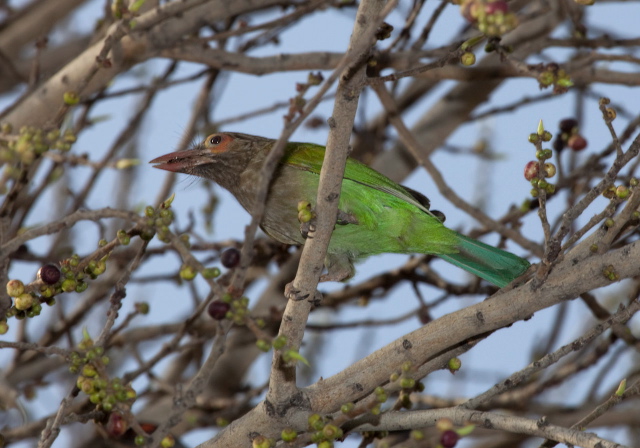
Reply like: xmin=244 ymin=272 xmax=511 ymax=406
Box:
xmin=282 ymin=142 xmax=434 ymax=215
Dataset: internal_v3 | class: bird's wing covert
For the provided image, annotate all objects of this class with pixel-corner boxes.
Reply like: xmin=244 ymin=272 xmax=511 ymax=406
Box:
xmin=281 ymin=142 xmax=435 ymax=216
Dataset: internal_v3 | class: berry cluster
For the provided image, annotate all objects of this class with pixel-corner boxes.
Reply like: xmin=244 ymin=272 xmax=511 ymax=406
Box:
xmin=459 ymin=0 xmax=518 ymax=36
xmin=536 ymin=63 xmax=573 ymax=93
xmin=307 ymin=414 xmax=344 ymax=448
xmin=552 ymin=118 xmax=588 ymax=152
xmin=143 ymin=204 xmax=174 ymax=243
xmin=524 ymin=122 xmax=557 ymax=198
xmin=0 ymin=124 xmax=76 ymax=172
xmin=70 ymin=332 xmax=136 ymax=413
xmin=4 ymin=250 xmax=111 ymax=331
xmin=207 ymin=293 xmax=250 ymax=325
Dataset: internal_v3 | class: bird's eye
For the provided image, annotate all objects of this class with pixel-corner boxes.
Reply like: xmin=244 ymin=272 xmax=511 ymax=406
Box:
xmin=210 ymin=135 xmax=222 ymax=145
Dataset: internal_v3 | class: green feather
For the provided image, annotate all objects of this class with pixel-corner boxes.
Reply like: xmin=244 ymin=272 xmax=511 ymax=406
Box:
xmin=282 ymin=142 xmax=530 ymax=287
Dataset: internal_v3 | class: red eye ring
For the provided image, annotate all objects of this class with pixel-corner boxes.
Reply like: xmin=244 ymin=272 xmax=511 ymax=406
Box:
xmin=210 ymin=135 xmax=222 ymax=145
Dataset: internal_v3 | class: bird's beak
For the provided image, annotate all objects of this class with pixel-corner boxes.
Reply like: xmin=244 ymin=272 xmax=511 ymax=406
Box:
xmin=149 ymin=148 xmax=213 ymax=173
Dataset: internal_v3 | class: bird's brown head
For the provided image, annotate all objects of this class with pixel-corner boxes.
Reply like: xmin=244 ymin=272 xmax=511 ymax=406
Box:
xmin=150 ymin=132 xmax=273 ymax=191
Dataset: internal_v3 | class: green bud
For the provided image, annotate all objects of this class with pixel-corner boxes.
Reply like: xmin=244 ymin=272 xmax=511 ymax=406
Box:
xmin=448 ymin=357 xmax=462 ymax=372
xmin=281 ymin=428 xmax=297 ymax=443
xmin=63 ymin=91 xmax=80 ymax=105
xmin=117 ymin=229 xmax=130 ymax=245
xmin=273 ymin=335 xmax=287 ymax=350
xmin=400 ymin=377 xmax=416 ymax=389
xmin=340 ymin=402 xmax=354 ymax=414
xmin=322 ymin=424 xmax=343 ymax=440
xmin=460 ymin=52 xmax=476 ymax=66
xmin=308 ymin=414 xmax=324 ymax=431
xmin=616 ymin=185 xmax=630 ymax=199
xmin=256 ymin=339 xmax=271 ymax=352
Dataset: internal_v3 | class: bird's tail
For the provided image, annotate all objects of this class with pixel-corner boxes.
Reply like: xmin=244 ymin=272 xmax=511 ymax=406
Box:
xmin=439 ymin=233 xmax=530 ymax=288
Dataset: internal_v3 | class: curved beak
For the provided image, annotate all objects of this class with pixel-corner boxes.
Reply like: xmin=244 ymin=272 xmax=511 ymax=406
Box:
xmin=149 ymin=148 xmax=212 ymax=173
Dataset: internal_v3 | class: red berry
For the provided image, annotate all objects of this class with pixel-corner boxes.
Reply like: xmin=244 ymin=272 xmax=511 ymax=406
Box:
xmin=485 ymin=0 xmax=508 ymax=15
xmin=38 ymin=264 xmax=61 ymax=285
xmin=559 ymin=118 xmax=578 ymax=134
xmin=524 ymin=161 xmax=539 ymax=181
xmin=460 ymin=0 xmax=480 ymax=23
xmin=106 ymin=412 xmax=127 ymax=438
xmin=220 ymin=248 xmax=241 ymax=269
xmin=568 ymin=134 xmax=587 ymax=151
xmin=208 ymin=300 xmax=230 ymax=320
xmin=440 ymin=430 xmax=460 ymax=448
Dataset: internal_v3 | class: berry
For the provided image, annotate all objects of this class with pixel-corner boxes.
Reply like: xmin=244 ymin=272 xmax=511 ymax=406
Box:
xmin=484 ymin=0 xmax=508 ymax=14
xmin=38 ymin=264 xmax=61 ymax=285
xmin=524 ymin=161 xmax=539 ymax=181
xmin=460 ymin=52 xmax=476 ymax=66
xmin=441 ymin=429 xmax=460 ymax=448
xmin=207 ymin=300 xmax=230 ymax=320
xmin=14 ymin=293 xmax=34 ymax=311
xmin=544 ymin=163 xmax=556 ymax=178
xmin=107 ymin=412 xmax=128 ymax=439
xmin=448 ymin=357 xmax=462 ymax=372
xmin=568 ymin=134 xmax=587 ymax=151
xmin=559 ymin=118 xmax=578 ymax=134
xmin=6 ymin=279 xmax=25 ymax=297
xmin=220 ymin=248 xmax=241 ymax=269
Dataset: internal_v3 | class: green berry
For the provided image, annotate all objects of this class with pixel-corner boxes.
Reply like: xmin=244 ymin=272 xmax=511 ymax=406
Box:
xmin=179 ymin=265 xmax=197 ymax=281
xmin=202 ymin=267 xmax=221 ymax=279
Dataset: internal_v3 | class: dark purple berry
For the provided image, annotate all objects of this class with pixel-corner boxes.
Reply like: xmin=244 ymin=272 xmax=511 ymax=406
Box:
xmin=38 ymin=264 xmax=61 ymax=285
xmin=559 ymin=118 xmax=578 ymax=134
xmin=208 ymin=300 xmax=230 ymax=320
xmin=440 ymin=430 xmax=459 ymax=448
xmin=221 ymin=248 xmax=241 ymax=269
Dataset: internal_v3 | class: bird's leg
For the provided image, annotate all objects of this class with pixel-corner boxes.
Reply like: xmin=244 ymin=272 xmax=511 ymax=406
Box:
xmin=320 ymin=254 xmax=355 ymax=282
xmin=284 ymin=282 xmax=323 ymax=304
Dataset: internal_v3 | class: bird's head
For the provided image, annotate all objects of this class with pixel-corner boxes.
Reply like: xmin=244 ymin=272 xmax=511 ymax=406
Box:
xmin=150 ymin=132 xmax=273 ymax=189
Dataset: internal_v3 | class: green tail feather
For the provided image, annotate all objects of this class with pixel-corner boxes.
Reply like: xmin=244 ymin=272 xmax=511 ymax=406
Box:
xmin=439 ymin=233 xmax=530 ymax=288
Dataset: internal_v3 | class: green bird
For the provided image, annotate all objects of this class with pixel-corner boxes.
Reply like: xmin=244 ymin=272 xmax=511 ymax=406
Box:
xmin=150 ymin=132 xmax=530 ymax=287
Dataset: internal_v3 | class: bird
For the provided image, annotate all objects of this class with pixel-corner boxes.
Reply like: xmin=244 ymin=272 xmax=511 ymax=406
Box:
xmin=150 ymin=132 xmax=530 ymax=287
